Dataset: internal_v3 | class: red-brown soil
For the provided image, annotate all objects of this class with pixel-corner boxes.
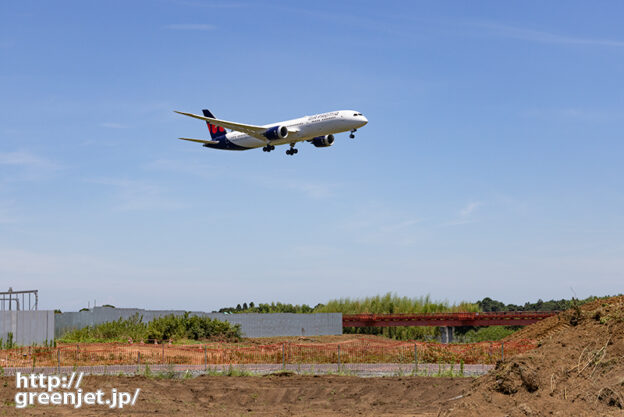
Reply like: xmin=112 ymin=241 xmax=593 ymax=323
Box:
xmin=1 ymin=374 xmax=470 ymax=416
xmin=441 ymin=296 xmax=624 ymax=416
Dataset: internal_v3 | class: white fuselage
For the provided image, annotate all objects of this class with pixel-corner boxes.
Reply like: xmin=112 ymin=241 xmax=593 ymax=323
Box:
xmin=225 ymin=110 xmax=368 ymax=149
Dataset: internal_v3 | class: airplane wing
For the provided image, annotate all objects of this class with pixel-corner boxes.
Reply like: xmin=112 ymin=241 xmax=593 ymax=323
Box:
xmin=174 ymin=111 xmax=269 ymax=141
xmin=178 ymin=137 xmax=220 ymax=145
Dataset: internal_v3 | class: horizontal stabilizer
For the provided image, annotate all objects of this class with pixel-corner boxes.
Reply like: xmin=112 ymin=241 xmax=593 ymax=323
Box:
xmin=174 ymin=110 xmax=268 ymax=142
xmin=178 ymin=137 xmax=220 ymax=144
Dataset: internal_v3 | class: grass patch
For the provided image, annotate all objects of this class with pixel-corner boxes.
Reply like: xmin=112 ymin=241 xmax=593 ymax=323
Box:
xmin=58 ymin=312 xmax=241 ymax=343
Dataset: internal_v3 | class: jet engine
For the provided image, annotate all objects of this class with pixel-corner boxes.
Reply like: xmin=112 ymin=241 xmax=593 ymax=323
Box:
xmin=264 ymin=125 xmax=289 ymax=140
xmin=310 ymin=134 xmax=335 ymax=147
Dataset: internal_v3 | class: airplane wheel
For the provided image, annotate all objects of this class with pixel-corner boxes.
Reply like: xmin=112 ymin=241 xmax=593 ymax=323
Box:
xmin=350 ymin=134 xmax=355 ymax=139
xmin=293 ymin=149 xmax=298 ymax=154
xmin=286 ymin=150 xmax=291 ymax=155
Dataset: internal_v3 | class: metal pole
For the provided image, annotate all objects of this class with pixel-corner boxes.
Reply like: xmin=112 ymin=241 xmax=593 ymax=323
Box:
xmin=57 ymin=349 xmax=60 ymax=373
xmin=501 ymin=342 xmax=505 ymax=361
xmin=414 ymin=344 xmax=418 ymax=372
xmin=282 ymin=343 xmax=285 ymax=370
xmin=137 ymin=351 xmax=140 ymax=372
xmin=162 ymin=343 xmax=165 ymax=364
xmin=204 ymin=345 xmax=207 ymax=371
xmin=337 ymin=345 xmax=341 ymax=372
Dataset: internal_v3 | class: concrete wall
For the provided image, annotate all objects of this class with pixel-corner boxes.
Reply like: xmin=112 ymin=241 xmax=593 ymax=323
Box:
xmin=0 ymin=311 xmax=55 ymax=345
xmin=55 ymin=307 xmax=342 ymax=338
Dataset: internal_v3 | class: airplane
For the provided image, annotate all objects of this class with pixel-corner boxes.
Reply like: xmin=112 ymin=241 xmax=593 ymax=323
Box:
xmin=174 ymin=109 xmax=368 ymax=155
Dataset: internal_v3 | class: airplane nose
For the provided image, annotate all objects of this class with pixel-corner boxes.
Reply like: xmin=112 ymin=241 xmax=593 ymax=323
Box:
xmin=360 ymin=116 xmax=368 ymax=125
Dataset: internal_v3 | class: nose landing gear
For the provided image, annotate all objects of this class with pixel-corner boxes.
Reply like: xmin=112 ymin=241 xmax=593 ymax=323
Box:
xmin=262 ymin=145 xmax=275 ymax=152
xmin=285 ymin=143 xmax=298 ymax=155
xmin=350 ymin=129 xmax=357 ymax=139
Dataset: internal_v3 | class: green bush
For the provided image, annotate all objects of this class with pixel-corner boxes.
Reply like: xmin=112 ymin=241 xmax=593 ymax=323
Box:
xmin=58 ymin=313 xmax=241 ymax=343
xmin=146 ymin=313 xmax=241 ymax=342
xmin=219 ymin=302 xmax=316 ymax=314
xmin=461 ymin=326 xmax=516 ymax=342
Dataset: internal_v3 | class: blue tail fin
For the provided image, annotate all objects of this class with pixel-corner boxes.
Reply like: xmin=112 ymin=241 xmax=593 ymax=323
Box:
xmin=202 ymin=109 xmax=226 ymax=139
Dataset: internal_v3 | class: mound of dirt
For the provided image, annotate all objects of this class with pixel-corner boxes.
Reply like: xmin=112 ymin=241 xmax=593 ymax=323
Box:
xmin=442 ymin=296 xmax=624 ymax=417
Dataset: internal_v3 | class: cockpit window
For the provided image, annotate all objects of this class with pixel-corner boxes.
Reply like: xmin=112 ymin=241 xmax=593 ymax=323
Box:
xmin=353 ymin=113 xmax=362 ymax=116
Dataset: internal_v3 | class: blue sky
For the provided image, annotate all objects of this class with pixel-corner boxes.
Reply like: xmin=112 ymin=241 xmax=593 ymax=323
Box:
xmin=1 ymin=1 xmax=623 ymax=311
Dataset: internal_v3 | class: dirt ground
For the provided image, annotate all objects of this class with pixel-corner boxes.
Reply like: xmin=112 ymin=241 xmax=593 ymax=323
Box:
xmin=1 ymin=374 xmax=471 ymax=416
xmin=441 ymin=296 xmax=624 ymax=416
xmin=6 ymin=297 xmax=624 ymax=416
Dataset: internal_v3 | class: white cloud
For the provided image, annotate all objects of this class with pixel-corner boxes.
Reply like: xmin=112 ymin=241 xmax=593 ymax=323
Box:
xmin=475 ymin=22 xmax=624 ymax=47
xmin=164 ymin=24 xmax=216 ymax=31
xmin=0 ymin=151 xmax=57 ymax=169
xmin=147 ymin=158 xmax=336 ymax=199
xmin=460 ymin=201 xmax=482 ymax=218
xmin=340 ymin=204 xmax=423 ymax=246
xmin=255 ymin=177 xmax=335 ymax=199
xmin=0 ymin=150 xmax=62 ymax=181
xmin=146 ymin=158 xmax=220 ymax=180
xmin=444 ymin=201 xmax=483 ymax=226
xmin=522 ymin=107 xmax=624 ymax=123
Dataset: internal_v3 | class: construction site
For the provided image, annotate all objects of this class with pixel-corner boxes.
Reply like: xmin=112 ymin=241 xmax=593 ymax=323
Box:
xmin=1 ymin=292 xmax=623 ymax=416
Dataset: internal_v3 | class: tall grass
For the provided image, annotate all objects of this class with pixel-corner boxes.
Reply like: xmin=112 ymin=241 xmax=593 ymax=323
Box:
xmin=315 ymin=293 xmax=479 ymax=340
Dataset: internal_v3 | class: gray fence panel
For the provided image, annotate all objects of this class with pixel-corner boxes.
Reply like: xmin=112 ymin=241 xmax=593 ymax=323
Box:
xmin=0 ymin=311 xmax=54 ymax=345
xmin=55 ymin=307 xmax=342 ymax=338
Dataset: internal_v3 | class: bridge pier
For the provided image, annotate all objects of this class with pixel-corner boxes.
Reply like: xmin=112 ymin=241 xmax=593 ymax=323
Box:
xmin=439 ymin=326 xmax=454 ymax=344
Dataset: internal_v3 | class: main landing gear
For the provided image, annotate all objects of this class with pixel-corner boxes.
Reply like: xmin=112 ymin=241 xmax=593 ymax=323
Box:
xmin=350 ymin=129 xmax=357 ymax=139
xmin=262 ymin=145 xmax=275 ymax=152
xmin=285 ymin=143 xmax=298 ymax=155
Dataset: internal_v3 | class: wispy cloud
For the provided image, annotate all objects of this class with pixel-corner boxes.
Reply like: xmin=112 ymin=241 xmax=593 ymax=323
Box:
xmin=164 ymin=24 xmax=216 ymax=31
xmin=341 ymin=204 xmax=422 ymax=246
xmin=444 ymin=201 xmax=483 ymax=226
xmin=0 ymin=151 xmax=58 ymax=169
xmin=87 ymin=178 xmax=186 ymax=211
xmin=147 ymin=158 xmax=336 ymax=199
xmin=522 ymin=107 xmax=624 ymax=123
xmin=265 ymin=178 xmax=334 ymax=199
xmin=146 ymin=158 xmax=220 ymax=180
xmin=474 ymin=22 xmax=624 ymax=47
xmin=0 ymin=151 xmax=62 ymax=181
xmin=460 ymin=201 xmax=482 ymax=218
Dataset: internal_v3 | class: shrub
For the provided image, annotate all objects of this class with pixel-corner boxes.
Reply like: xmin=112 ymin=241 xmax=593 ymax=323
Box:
xmin=147 ymin=313 xmax=241 ymax=342
xmin=462 ymin=326 xmax=516 ymax=342
xmin=58 ymin=313 xmax=241 ymax=343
